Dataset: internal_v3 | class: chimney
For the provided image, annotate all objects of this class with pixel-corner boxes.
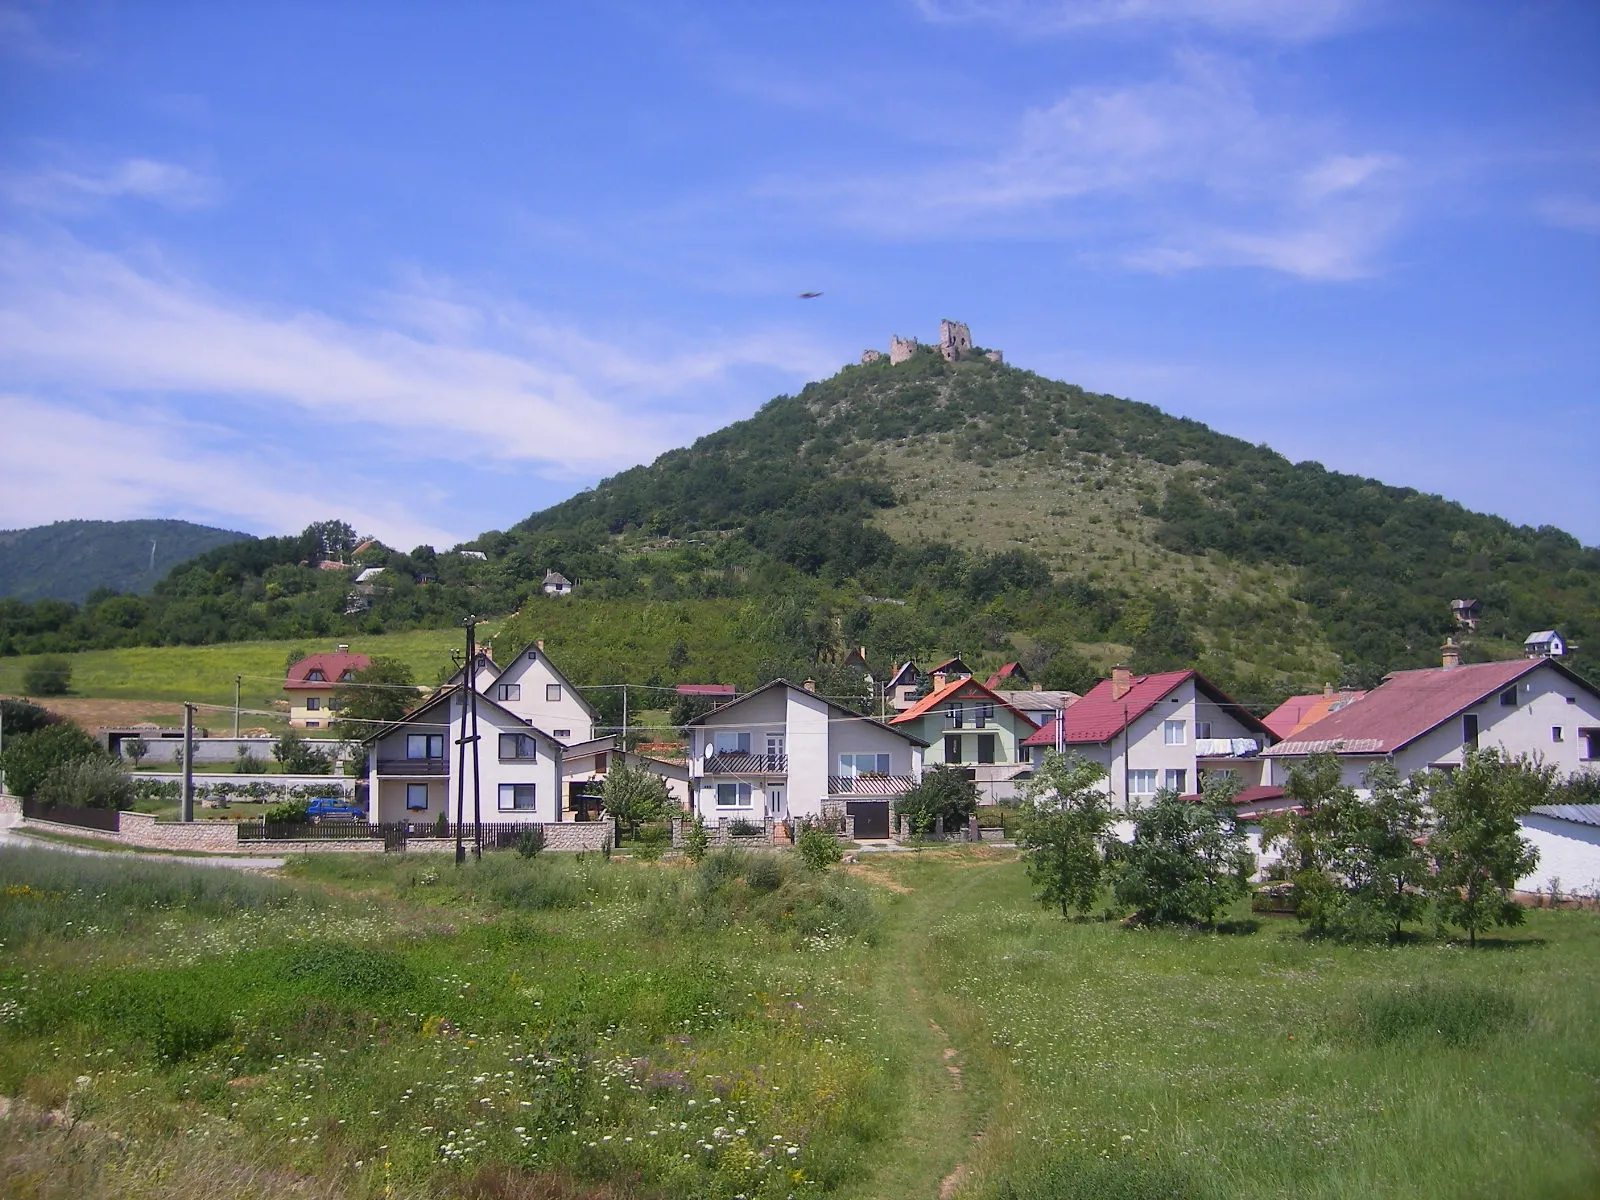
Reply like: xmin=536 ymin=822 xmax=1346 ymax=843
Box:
xmin=1111 ymin=666 xmax=1133 ymax=701
xmin=535 ymin=639 xmax=544 ymax=651
xmin=1441 ymin=638 xmax=1461 ymax=670
xmin=1032 ymin=682 xmax=1042 ymax=692
xmin=337 ymin=644 xmax=349 ymax=653
xmin=802 ymin=678 xmax=816 ymax=693
xmin=932 ymin=671 xmax=947 ymax=690
xmin=1323 ymin=683 xmax=1334 ymax=697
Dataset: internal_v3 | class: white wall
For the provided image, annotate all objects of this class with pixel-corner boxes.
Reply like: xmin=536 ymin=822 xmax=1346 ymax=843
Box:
xmin=786 ymin=688 xmax=832 ymax=819
xmin=488 ymin=647 xmax=596 ymax=742
xmin=1517 ymin=816 xmax=1600 ymax=898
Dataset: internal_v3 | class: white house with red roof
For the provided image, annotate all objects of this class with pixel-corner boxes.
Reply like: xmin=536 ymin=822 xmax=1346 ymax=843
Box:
xmin=1021 ymin=668 xmax=1276 ymax=811
xmin=890 ymin=674 xmax=1042 ymax=802
xmin=1261 ymin=655 xmax=1600 ymax=794
xmin=283 ymin=646 xmax=371 ymax=728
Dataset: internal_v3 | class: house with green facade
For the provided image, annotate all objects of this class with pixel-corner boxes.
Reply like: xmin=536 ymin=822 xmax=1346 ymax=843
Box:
xmin=889 ymin=674 xmax=1044 ymax=803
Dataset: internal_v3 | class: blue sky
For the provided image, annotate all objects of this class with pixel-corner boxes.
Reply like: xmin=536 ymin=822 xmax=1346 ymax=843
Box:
xmin=1 ymin=0 xmax=1596 ymax=550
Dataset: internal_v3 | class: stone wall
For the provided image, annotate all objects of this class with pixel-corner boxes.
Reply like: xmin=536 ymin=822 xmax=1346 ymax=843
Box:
xmin=938 ymin=319 xmax=972 ymax=362
xmin=889 ymin=335 xmax=918 ymax=365
xmin=671 ymin=816 xmax=776 ymax=848
xmin=860 ymin=349 xmax=883 ymax=364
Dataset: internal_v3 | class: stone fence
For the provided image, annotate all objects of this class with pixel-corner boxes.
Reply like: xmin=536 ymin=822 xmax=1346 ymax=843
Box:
xmin=891 ymin=815 xmax=1003 ymax=844
xmin=671 ymin=816 xmax=777 ymax=849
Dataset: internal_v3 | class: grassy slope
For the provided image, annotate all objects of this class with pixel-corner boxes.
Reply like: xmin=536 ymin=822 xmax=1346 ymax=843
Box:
xmin=1 ymin=846 xmax=1596 ymax=1200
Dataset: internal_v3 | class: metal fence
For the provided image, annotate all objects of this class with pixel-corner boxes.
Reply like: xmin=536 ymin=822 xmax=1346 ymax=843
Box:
xmin=21 ymin=798 xmax=120 ymax=832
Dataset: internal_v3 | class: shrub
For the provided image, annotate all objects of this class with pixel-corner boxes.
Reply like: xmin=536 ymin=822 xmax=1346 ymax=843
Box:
xmin=894 ymin=765 xmax=979 ymax=834
xmin=0 ymin=721 xmax=103 ymax=799
xmin=797 ymin=822 xmax=844 ymax=872
xmin=266 ymin=795 xmax=311 ymax=824
xmin=1 ymin=698 xmax=58 ymax=738
xmin=1113 ymin=791 xmax=1253 ymax=926
xmin=36 ymin=756 xmax=136 ymax=811
xmin=515 ymin=825 xmax=546 ymax=859
xmin=744 ymin=853 xmax=784 ymax=893
xmin=683 ymin=814 xmax=710 ymax=863
xmin=727 ymin=818 xmax=761 ymax=837
xmin=23 ymin=655 xmax=72 ymax=696
xmin=271 ymin=730 xmax=332 ymax=775
xmin=234 ymin=746 xmax=267 ymax=774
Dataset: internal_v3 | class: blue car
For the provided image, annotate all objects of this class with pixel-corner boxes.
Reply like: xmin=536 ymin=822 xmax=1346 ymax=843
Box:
xmin=306 ymin=797 xmax=366 ymax=820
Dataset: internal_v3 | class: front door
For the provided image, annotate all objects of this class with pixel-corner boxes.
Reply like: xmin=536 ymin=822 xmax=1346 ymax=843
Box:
xmin=766 ymin=788 xmax=786 ymax=819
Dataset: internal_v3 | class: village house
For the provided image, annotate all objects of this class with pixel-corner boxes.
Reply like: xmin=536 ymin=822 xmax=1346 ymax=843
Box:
xmin=1021 ymin=668 xmax=1275 ymax=810
xmin=543 ymin=570 xmax=574 ymax=597
xmin=889 ymin=674 xmax=1042 ymax=803
xmin=283 ymin=646 xmax=370 ymax=728
xmin=884 ymin=661 xmax=925 ymax=712
xmin=683 ymin=679 xmax=926 ymax=838
xmin=1261 ymin=685 xmax=1368 ymax=740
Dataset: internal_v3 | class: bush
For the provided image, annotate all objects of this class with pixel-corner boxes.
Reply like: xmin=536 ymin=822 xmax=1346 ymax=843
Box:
xmin=744 ymin=853 xmax=784 ymax=892
xmin=515 ymin=825 xmax=546 ymax=859
xmin=234 ymin=746 xmax=266 ymax=774
xmin=23 ymin=655 xmax=72 ymax=696
xmin=36 ymin=756 xmax=136 ymax=811
xmin=683 ymin=814 xmax=710 ymax=863
xmin=271 ymin=730 xmax=332 ymax=774
xmin=797 ymin=823 xmax=844 ymax=872
xmin=894 ymin=765 xmax=978 ymax=835
xmin=1 ymin=698 xmax=58 ymax=738
xmin=266 ymin=795 xmax=312 ymax=824
xmin=1112 ymin=792 xmax=1253 ymax=926
xmin=0 ymin=721 xmax=103 ymax=799
xmin=727 ymin=818 xmax=761 ymax=837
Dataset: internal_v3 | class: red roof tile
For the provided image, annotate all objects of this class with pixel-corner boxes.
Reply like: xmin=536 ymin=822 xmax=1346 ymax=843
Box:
xmin=984 ymin=662 xmax=1030 ymax=688
xmin=889 ymin=675 xmax=1037 ymax=728
xmin=1022 ymin=670 xmax=1272 ymax=747
xmin=675 ymin=683 xmax=737 ymax=696
xmin=284 ymin=652 xmax=371 ymax=690
xmin=1263 ymin=659 xmax=1545 ymax=757
xmin=1262 ymin=690 xmax=1367 ymax=739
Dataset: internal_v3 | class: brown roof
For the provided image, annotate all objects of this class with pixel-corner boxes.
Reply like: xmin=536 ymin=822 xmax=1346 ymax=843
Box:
xmin=284 ymin=652 xmax=371 ymax=690
xmin=984 ymin=662 xmax=1029 ymax=688
xmin=1262 ymin=690 xmax=1367 ymax=739
xmin=1263 ymin=659 xmax=1552 ymax=758
xmin=889 ymin=675 xmax=1037 ymax=728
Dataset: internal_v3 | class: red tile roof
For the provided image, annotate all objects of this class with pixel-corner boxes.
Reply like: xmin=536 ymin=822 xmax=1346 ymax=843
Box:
xmin=984 ymin=662 xmax=1029 ymax=688
xmin=284 ymin=651 xmax=371 ymax=690
xmin=888 ymin=675 xmax=1037 ymax=728
xmin=1022 ymin=670 xmax=1272 ymax=747
xmin=1263 ymin=659 xmax=1545 ymax=757
xmin=675 ymin=683 xmax=737 ymax=696
xmin=1262 ymin=690 xmax=1367 ymax=739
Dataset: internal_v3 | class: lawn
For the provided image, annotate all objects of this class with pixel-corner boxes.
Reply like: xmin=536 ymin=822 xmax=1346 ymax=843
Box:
xmin=0 ymin=845 xmax=1596 ymax=1200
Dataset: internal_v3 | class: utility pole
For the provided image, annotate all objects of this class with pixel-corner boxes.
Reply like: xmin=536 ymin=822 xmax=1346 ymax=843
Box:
xmin=621 ymin=683 xmax=628 ymax=749
xmin=233 ymin=676 xmax=242 ymax=738
xmin=453 ymin=615 xmax=482 ymax=865
xmin=468 ymin=619 xmax=483 ymax=861
xmin=181 ymin=702 xmax=196 ymax=822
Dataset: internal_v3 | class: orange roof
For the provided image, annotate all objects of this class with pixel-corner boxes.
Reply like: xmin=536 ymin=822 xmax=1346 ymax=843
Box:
xmin=1262 ymin=690 xmax=1367 ymax=739
xmin=889 ymin=675 xmax=1037 ymax=728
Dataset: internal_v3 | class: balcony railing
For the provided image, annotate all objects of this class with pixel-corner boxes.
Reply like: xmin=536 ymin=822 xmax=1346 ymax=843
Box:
xmin=376 ymin=757 xmax=448 ymax=776
xmin=702 ymin=752 xmax=787 ymax=775
xmin=828 ymin=774 xmax=917 ymax=797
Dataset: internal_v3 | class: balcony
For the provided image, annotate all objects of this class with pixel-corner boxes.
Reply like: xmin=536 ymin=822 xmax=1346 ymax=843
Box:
xmin=376 ymin=757 xmax=448 ymax=776
xmin=702 ymin=752 xmax=787 ymax=775
xmin=829 ymin=774 xmax=917 ymax=797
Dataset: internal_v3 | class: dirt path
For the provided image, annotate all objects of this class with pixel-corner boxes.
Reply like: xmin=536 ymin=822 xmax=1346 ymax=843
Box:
xmin=837 ymin=858 xmax=1020 ymax=1200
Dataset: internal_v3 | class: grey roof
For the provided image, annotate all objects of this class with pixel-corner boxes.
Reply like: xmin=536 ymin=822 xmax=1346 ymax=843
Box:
xmin=1525 ymin=630 xmax=1560 ymax=644
xmin=1528 ymin=805 xmax=1600 ymax=828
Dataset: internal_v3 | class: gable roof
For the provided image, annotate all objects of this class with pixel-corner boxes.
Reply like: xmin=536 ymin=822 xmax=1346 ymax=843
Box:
xmin=284 ymin=651 xmax=371 ymax=690
xmin=928 ymin=656 xmax=972 ymax=677
xmin=885 ymin=661 xmax=921 ymax=690
xmin=1262 ymin=690 xmax=1367 ymax=739
xmin=1022 ymin=670 xmax=1272 ymax=748
xmin=985 ymin=662 xmax=1030 ymax=688
xmin=1525 ymin=630 xmax=1562 ymax=644
xmin=358 ymin=684 xmax=563 ymax=746
xmin=496 ymin=641 xmax=601 ymax=721
xmin=685 ymin=679 xmax=929 ymax=746
xmin=889 ymin=674 xmax=1038 ymax=729
xmin=1262 ymin=658 xmax=1567 ymax=758
xmin=676 ymin=683 xmax=737 ymax=696
xmin=444 ymin=649 xmax=499 ymax=688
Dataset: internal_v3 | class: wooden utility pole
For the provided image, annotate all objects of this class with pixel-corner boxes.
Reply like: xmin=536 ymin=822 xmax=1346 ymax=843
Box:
xmin=233 ymin=676 xmax=242 ymax=737
xmin=181 ymin=702 xmax=196 ymax=822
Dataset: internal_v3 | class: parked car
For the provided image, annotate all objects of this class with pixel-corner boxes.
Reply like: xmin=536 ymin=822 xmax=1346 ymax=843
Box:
xmin=306 ymin=796 xmax=366 ymax=820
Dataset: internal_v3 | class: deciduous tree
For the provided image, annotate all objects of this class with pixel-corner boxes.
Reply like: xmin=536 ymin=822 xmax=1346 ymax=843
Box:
xmin=1016 ymin=751 xmax=1112 ymax=917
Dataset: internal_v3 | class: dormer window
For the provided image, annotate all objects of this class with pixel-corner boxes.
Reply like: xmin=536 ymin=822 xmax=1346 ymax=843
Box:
xmin=306 ymin=669 xmax=325 ymax=682
xmin=339 ymin=670 xmax=355 ymax=681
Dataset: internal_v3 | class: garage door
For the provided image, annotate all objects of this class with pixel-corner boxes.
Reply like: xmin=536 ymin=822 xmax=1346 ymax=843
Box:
xmin=846 ymin=800 xmax=891 ymax=839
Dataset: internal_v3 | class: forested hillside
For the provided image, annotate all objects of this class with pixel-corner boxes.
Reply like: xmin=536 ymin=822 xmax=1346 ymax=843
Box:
xmin=3 ymin=348 xmax=1596 ymax=710
xmin=0 ymin=519 xmax=251 ymax=602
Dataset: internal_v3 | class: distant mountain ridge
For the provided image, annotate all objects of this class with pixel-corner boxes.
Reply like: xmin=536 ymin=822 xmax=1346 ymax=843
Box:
xmin=0 ymin=519 xmax=253 ymax=603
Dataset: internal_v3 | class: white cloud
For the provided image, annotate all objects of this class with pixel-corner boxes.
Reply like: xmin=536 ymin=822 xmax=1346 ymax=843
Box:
xmin=0 ymin=236 xmax=831 ymax=479
xmin=914 ymin=0 xmax=1368 ymax=41
xmin=1536 ymin=193 xmax=1600 ymax=234
xmin=0 ymin=392 xmax=467 ymax=548
xmin=4 ymin=158 xmax=219 ymax=211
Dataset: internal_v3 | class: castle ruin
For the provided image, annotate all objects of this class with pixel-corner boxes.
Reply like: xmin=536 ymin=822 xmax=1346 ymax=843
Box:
xmin=863 ymin=321 xmax=1000 ymax=367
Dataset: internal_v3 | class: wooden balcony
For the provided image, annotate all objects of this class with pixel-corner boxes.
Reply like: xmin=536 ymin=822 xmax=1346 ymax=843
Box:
xmin=376 ymin=757 xmax=448 ymax=776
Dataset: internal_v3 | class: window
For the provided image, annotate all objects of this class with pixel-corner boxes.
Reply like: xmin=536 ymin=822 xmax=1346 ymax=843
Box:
xmin=1462 ymin=713 xmax=1479 ymax=749
xmin=306 ymin=669 xmax=325 ymax=682
xmin=1499 ymin=686 xmax=1519 ymax=707
xmin=1163 ymin=720 xmax=1186 ymax=745
xmin=499 ymin=733 xmax=538 ymax=760
xmin=496 ymin=683 xmax=521 ymax=702
xmin=1129 ymin=770 xmax=1158 ymax=795
xmin=975 ymin=703 xmax=994 ymax=729
xmin=498 ymin=784 xmax=536 ymax=811
xmin=976 ymin=733 xmax=996 ymax=764
xmin=1165 ymin=769 xmax=1187 ymax=793
xmin=406 ymin=733 xmax=444 ymax=760
xmin=339 ymin=670 xmax=355 ymax=682
xmin=1195 ymin=721 xmax=1212 ymax=739
xmin=405 ymin=783 xmax=429 ymax=811
xmin=306 ymin=721 xmax=319 ymax=728
xmin=527 ymin=651 xmax=537 ymax=661
xmin=713 ymin=782 xmax=752 ymax=807
xmin=838 ymin=753 xmax=891 ymax=778
xmin=713 ymin=731 xmax=751 ymax=755
xmin=1582 ymin=729 xmax=1600 ymax=761
xmin=546 ymin=684 xmax=563 ymax=702
xmin=553 ymin=729 xmax=571 ymax=739
xmin=945 ymin=704 xmax=965 ymax=729
xmin=1552 ymin=727 xmax=1565 ymax=743
xmin=306 ymin=697 xmax=321 ymax=711
xmin=944 ymin=735 xmax=963 ymax=765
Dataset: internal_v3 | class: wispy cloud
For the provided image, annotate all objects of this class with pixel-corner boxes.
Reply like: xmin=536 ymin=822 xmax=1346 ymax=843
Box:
xmin=782 ymin=53 xmax=1404 ymax=280
xmin=914 ymin=0 xmax=1370 ymax=42
xmin=1536 ymin=193 xmax=1600 ymax=234
xmin=3 ymin=158 xmax=218 ymax=211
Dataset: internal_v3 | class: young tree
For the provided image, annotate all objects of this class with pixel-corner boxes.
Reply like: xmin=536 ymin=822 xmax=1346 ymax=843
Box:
xmin=330 ymin=656 xmax=418 ymax=739
xmin=893 ymin=765 xmax=979 ymax=836
xmin=1337 ymin=763 xmax=1431 ymax=939
xmin=1424 ymin=748 xmax=1548 ymax=946
xmin=23 ymin=655 xmax=72 ymax=696
xmin=1113 ymin=786 xmax=1253 ymax=926
xmin=1262 ymin=752 xmax=1360 ymax=936
xmin=36 ymin=756 xmax=135 ymax=811
xmin=123 ymin=736 xmax=149 ymax=768
xmin=272 ymin=730 xmax=333 ymax=775
xmin=1016 ymin=751 xmax=1112 ymax=917
xmin=603 ymin=759 xmax=672 ymax=841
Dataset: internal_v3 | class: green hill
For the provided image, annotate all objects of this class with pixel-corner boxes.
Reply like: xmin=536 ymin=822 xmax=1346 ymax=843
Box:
xmin=0 ymin=519 xmax=252 ymax=603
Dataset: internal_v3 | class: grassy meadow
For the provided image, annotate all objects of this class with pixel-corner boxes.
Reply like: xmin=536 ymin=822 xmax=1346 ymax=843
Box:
xmin=0 ymin=844 xmax=1596 ymax=1200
